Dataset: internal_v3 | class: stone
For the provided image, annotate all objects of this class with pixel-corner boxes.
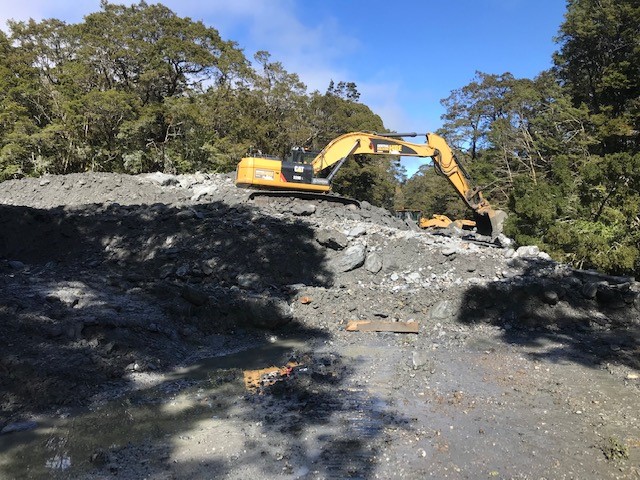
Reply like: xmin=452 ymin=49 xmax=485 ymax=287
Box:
xmin=441 ymin=245 xmax=458 ymax=257
xmin=8 ymin=260 xmax=25 ymax=270
xmin=191 ymin=185 xmax=217 ymax=201
xmin=364 ymin=252 xmax=383 ymax=274
xmin=411 ymin=351 xmax=430 ymax=370
xmin=175 ymin=265 xmax=190 ymax=277
xmin=406 ymin=272 xmax=421 ymax=283
xmin=180 ymin=286 xmax=209 ymax=306
xmin=541 ymin=289 xmax=559 ymax=305
xmin=428 ymin=300 xmax=455 ymax=320
xmin=581 ymin=282 xmax=598 ymax=299
xmin=316 ymin=230 xmax=349 ymax=250
xmin=290 ymin=204 xmax=317 ymax=216
xmin=1 ymin=421 xmax=38 ymax=435
xmin=515 ymin=245 xmax=540 ymax=258
xmin=347 ymin=225 xmax=367 ymax=238
xmin=145 ymin=172 xmax=179 ymax=186
xmin=237 ymin=273 xmax=262 ymax=290
xmin=333 ymin=244 xmax=366 ymax=272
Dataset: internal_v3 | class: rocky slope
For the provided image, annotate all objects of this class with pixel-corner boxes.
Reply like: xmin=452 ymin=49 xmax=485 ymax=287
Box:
xmin=0 ymin=172 xmax=638 ymax=479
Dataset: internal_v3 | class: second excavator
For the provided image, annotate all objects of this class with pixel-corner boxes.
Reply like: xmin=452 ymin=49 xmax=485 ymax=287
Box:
xmin=235 ymin=131 xmax=506 ymax=238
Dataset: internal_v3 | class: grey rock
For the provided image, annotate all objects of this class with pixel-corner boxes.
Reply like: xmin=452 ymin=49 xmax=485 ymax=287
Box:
xmin=507 ymin=257 xmax=527 ymax=269
xmin=126 ymin=361 xmax=145 ymax=372
xmin=347 ymin=225 xmax=367 ymax=238
xmin=563 ymin=276 xmax=583 ymax=289
xmin=316 ymin=230 xmax=349 ymax=250
xmin=145 ymin=172 xmax=178 ymax=186
xmin=176 ymin=209 xmax=196 ymax=220
xmin=291 ymin=204 xmax=317 ymax=216
xmin=179 ymin=177 xmax=197 ymax=189
xmin=159 ymin=264 xmax=174 ymax=278
xmin=538 ymin=251 xmax=553 ymax=261
xmin=237 ymin=273 xmax=262 ymax=290
xmin=201 ymin=262 xmax=214 ymax=276
xmin=411 ymin=351 xmax=431 ymax=370
xmin=90 ymin=449 xmax=110 ymax=466
xmin=333 ymin=244 xmax=366 ymax=272
xmin=515 ymin=245 xmax=540 ymax=258
xmin=541 ymin=289 xmax=559 ymax=305
xmin=441 ymin=245 xmax=458 ymax=257
xmin=581 ymin=282 xmax=598 ymax=299
xmin=191 ymin=185 xmax=217 ymax=201
xmin=64 ymin=322 xmax=83 ymax=340
xmin=390 ymin=273 xmax=400 ymax=281
xmin=428 ymin=300 xmax=455 ymax=320
xmin=8 ymin=260 xmax=25 ymax=270
xmin=406 ymin=272 xmax=422 ymax=283
xmin=1 ymin=421 xmax=38 ymax=435
xmin=364 ymin=252 xmax=383 ymax=274
xmin=496 ymin=234 xmax=513 ymax=248
xmin=175 ymin=264 xmax=190 ymax=277
xmin=504 ymin=248 xmax=516 ymax=259
xmin=46 ymin=324 xmax=63 ymax=338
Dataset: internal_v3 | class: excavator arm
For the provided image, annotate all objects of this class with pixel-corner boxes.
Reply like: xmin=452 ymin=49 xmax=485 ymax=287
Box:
xmin=312 ymin=132 xmax=486 ymax=212
xmin=235 ymin=131 xmax=506 ymax=237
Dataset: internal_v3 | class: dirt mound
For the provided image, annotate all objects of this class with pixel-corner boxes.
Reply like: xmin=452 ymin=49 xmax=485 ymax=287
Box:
xmin=1 ymin=172 xmax=639 ymax=479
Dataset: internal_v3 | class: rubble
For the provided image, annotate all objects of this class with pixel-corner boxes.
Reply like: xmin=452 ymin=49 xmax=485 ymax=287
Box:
xmin=0 ymin=171 xmax=638 ymax=479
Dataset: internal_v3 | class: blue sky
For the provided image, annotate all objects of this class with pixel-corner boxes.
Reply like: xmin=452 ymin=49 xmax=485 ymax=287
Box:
xmin=0 ymin=1 xmax=568 ymax=174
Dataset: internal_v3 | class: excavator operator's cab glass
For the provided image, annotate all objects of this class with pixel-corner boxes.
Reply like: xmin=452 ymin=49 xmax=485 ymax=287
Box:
xmin=287 ymin=148 xmax=319 ymax=165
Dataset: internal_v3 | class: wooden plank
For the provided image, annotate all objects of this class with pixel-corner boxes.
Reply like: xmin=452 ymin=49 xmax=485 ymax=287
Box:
xmin=346 ymin=320 xmax=419 ymax=333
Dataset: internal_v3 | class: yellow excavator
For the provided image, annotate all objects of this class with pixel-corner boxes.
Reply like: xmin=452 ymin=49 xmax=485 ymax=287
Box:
xmin=235 ymin=131 xmax=506 ymax=238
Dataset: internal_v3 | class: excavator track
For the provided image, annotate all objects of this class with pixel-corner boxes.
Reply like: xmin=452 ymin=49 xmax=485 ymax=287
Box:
xmin=246 ymin=190 xmax=360 ymax=207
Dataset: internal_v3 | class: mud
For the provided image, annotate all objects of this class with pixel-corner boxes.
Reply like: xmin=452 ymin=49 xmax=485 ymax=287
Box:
xmin=0 ymin=172 xmax=639 ymax=479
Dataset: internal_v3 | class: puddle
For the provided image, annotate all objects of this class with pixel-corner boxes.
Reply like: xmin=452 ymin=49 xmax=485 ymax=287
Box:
xmin=0 ymin=337 xmax=307 ymax=479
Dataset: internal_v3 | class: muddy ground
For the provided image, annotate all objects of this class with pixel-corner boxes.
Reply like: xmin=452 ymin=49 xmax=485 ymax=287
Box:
xmin=0 ymin=172 xmax=639 ymax=479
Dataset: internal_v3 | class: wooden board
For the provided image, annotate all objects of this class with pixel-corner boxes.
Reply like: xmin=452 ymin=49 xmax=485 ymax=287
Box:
xmin=346 ymin=320 xmax=419 ymax=333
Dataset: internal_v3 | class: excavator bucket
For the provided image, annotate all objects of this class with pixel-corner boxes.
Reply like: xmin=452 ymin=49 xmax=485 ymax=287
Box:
xmin=474 ymin=209 xmax=507 ymax=239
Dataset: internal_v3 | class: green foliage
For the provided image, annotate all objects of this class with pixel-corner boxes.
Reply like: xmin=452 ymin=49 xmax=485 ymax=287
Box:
xmin=554 ymin=0 xmax=640 ymax=152
xmin=400 ymin=164 xmax=468 ymax=219
xmin=332 ymin=155 xmax=397 ymax=209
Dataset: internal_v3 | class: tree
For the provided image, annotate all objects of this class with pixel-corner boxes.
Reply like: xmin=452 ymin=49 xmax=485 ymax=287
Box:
xmin=554 ymin=0 xmax=640 ymax=153
xmin=400 ymin=164 xmax=468 ymax=219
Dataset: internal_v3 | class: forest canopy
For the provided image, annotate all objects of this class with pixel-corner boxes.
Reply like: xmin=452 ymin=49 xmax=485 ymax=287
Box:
xmin=0 ymin=0 xmax=638 ymax=276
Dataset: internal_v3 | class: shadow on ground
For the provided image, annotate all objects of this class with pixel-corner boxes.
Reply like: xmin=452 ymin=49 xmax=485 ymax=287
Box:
xmin=456 ymin=258 xmax=640 ymax=370
xmin=0 ymin=201 xmax=406 ymax=478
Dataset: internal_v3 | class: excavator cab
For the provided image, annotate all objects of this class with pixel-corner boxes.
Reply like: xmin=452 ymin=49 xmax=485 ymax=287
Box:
xmin=286 ymin=147 xmax=318 ymax=164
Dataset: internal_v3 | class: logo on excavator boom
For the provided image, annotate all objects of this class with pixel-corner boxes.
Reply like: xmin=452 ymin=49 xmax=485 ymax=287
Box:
xmin=374 ymin=143 xmax=402 ymax=154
